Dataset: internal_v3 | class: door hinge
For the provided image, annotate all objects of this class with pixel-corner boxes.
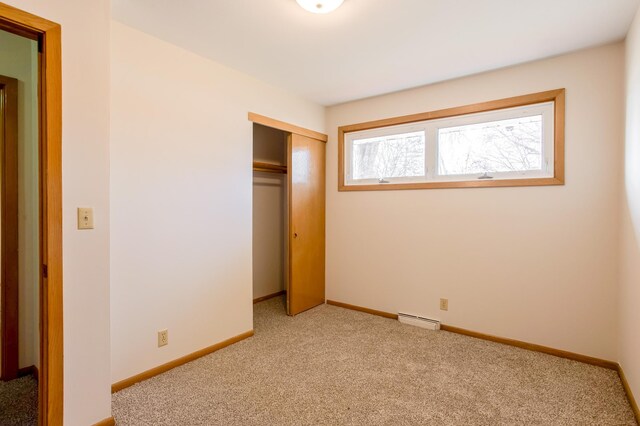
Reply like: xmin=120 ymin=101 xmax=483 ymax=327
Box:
xmin=42 ymin=264 xmax=48 ymax=278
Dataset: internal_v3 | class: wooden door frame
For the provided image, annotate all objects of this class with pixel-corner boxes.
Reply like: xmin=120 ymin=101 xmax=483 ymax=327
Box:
xmin=248 ymin=113 xmax=328 ymax=143
xmin=0 ymin=75 xmax=19 ymax=381
xmin=0 ymin=3 xmax=63 ymax=426
xmin=248 ymin=113 xmax=327 ymax=316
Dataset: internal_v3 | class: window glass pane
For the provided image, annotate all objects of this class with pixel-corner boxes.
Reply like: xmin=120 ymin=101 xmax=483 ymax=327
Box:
xmin=352 ymin=131 xmax=425 ymax=180
xmin=437 ymin=115 xmax=543 ymax=176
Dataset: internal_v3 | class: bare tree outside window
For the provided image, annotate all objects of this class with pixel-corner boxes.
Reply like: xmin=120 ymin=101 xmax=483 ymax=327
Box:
xmin=352 ymin=131 xmax=425 ymax=180
xmin=437 ymin=115 xmax=543 ymax=176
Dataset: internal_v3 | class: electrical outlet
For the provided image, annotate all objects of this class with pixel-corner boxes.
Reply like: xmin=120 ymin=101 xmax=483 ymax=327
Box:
xmin=440 ymin=298 xmax=449 ymax=311
xmin=158 ymin=329 xmax=168 ymax=347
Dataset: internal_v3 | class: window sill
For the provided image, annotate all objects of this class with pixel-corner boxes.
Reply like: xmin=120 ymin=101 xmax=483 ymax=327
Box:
xmin=338 ymin=176 xmax=565 ymax=191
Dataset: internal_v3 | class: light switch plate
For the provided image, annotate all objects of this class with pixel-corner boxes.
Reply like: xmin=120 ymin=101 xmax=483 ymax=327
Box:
xmin=77 ymin=207 xmax=94 ymax=230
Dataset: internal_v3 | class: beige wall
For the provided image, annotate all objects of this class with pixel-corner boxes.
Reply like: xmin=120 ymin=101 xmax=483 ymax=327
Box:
xmin=621 ymin=7 xmax=640 ymax=406
xmin=253 ymin=124 xmax=287 ymax=300
xmin=3 ymin=0 xmax=113 ymax=424
xmin=326 ymin=43 xmax=624 ymax=361
xmin=110 ymin=22 xmax=324 ymax=383
xmin=0 ymin=30 xmax=39 ymax=370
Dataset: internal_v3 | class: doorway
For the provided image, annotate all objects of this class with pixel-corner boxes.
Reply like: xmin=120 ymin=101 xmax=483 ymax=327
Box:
xmin=1 ymin=73 xmax=19 ymax=382
xmin=0 ymin=3 xmax=63 ymax=426
xmin=0 ymin=25 xmax=40 ymax=424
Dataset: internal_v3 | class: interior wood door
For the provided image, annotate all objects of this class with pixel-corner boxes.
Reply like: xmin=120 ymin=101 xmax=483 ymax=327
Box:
xmin=287 ymin=133 xmax=325 ymax=315
xmin=0 ymin=75 xmax=19 ymax=381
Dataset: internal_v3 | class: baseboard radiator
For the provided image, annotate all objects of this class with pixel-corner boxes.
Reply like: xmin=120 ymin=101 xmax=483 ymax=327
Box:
xmin=398 ymin=312 xmax=440 ymax=330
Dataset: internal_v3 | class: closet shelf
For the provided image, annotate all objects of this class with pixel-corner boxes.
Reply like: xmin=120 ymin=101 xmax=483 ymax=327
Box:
xmin=253 ymin=161 xmax=287 ymax=174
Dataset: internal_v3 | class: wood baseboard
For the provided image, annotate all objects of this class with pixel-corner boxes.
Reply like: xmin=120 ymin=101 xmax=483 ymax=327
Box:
xmin=111 ymin=330 xmax=254 ymax=393
xmin=326 ymin=300 xmax=398 ymax=320
xmin=618 ymin=364 xmax=640 ymax=423
xmin=92 ymin=416 xmax=115 ymax=426
xmin=440 ymin=324 xmax=618 ymax=370
xmin=17 ymin=365 xmax=38 ymax=380
xmin=326 ymin=299 xmax=617 ymax=370
xmin=253 ymin=290 xmax=286 ymax=304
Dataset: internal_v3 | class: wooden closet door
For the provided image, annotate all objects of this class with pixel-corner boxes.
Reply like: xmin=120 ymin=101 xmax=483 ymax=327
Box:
xmin=287 ymin=133 xmax=325 ymax=315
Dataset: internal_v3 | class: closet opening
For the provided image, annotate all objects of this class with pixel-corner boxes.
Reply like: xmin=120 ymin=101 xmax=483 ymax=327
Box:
xmin=252 ymin=123 xmax=289 ymax=316
xmin=250 ymin=112 xmax=327 ymax=323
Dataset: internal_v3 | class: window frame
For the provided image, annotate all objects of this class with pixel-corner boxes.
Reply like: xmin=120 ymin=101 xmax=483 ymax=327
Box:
xmin=338 ymin=89 xmax=565 ymax=191
xmin=345 ymin=126 xmax=427 ymax=185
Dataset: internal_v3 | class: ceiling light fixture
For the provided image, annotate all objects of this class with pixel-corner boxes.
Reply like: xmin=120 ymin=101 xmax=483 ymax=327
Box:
xmin=296 ymin=0 xmax=344 ymax=14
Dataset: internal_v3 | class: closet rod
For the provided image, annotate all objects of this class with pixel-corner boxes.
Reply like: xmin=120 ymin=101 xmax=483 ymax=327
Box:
xmin=253 ymin=161 xmax=287 ymax=174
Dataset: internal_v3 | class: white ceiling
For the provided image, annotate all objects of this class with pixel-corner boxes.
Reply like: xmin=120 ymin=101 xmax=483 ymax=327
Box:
xmin=113 ymin=0 xmax=639 ymax=106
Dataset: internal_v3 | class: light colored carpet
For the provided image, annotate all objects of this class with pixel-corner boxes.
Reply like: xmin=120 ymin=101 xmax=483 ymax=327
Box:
xmin=0 ymin=375 xmax=37 ymax=425
xmin=113 ymin=297 xmax=636 ymax=425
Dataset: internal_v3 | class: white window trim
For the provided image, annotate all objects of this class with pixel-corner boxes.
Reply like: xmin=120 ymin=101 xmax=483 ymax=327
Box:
xmin=345 ymin=125 xmax=427 ymax=185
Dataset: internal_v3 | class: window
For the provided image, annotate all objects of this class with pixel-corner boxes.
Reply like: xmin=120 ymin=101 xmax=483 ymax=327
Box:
xmin=351 ymin=130 xmax=425 ymax=181
xmin=339 ymin=89 xmax=564 ymax=191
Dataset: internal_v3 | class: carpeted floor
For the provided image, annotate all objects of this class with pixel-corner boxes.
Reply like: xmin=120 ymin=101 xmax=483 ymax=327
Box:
xmin=0 ymin=375 xmax=37 ymax=425
xmin=112 ymin=297 xmax=637 ymax=425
